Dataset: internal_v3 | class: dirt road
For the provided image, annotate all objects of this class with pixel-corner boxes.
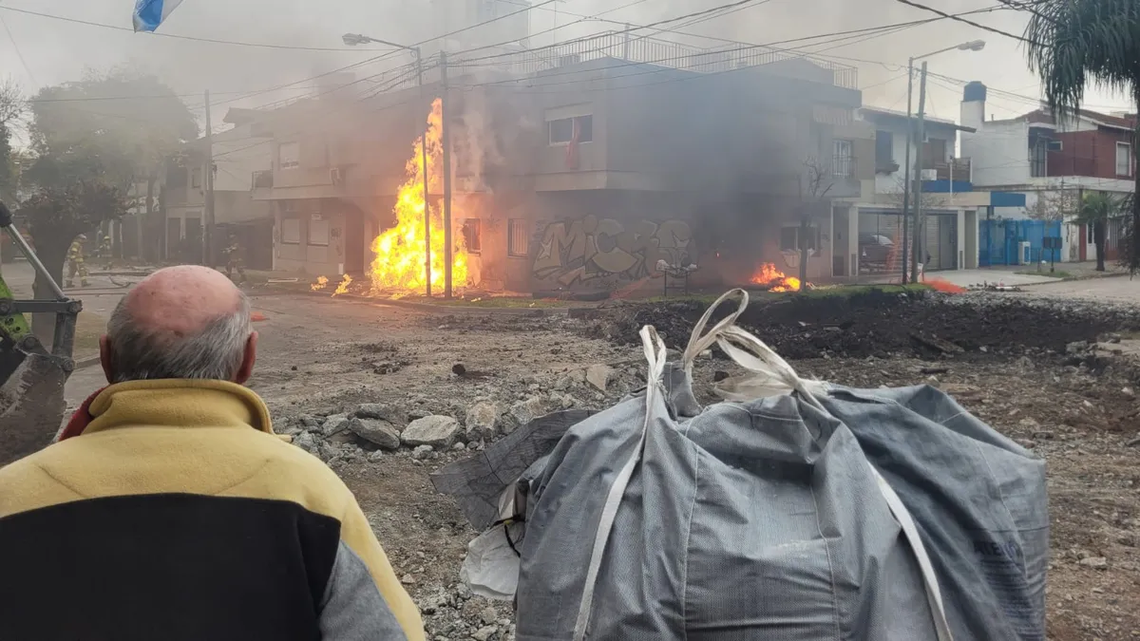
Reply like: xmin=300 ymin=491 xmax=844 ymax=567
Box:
xmin=59 ymin=290 xmax=1140 ymax=640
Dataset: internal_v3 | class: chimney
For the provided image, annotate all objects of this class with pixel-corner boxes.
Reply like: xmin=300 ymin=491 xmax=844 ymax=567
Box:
xmin=961 ymin=81 xmax=987 ymax=131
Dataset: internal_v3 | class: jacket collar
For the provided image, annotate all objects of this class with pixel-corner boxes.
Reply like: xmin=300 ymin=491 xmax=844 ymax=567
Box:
xmin=81 ymin=379 xmax=275 ymax=437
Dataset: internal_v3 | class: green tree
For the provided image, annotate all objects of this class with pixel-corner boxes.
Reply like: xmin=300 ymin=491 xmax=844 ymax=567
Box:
xmin=1026 ymin=0 xmax=1140 ymax=273
xmin=0 ymin=78 xmax=22 ymax=201
xmin=1074 ymin=191 xmax=1121 ymax=272
xmin=20 ymin=68 xmax=195 ymax=338
xmin=26 ymin=67 xmax=197 ymax=193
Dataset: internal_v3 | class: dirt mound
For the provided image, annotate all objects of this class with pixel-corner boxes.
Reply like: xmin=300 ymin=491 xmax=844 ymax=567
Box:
xmin=583 ymin=291 xmax=1140 ymax=360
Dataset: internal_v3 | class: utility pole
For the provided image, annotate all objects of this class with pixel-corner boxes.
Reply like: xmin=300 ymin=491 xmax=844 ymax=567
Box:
xmin=901 ymin=57 xmax=914 ymax=284
xmin=416 ymin=49 xmax=432 ymax=297
xmin=203 ymin=89 xmax=216 ymax=268
xmin=341 ymin=34 xmax=434 ymax=295
xmin=912 ymin=62 xmax=928 ymax=283
xmin=440 ymin=51 xmax=454 ymax=299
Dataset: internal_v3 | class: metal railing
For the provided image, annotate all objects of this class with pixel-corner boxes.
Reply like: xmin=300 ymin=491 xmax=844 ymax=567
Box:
xmin=452 ymin=30 xmax=859 ymax=90
xmin=833 ymin=154 xmax=855 ymax=178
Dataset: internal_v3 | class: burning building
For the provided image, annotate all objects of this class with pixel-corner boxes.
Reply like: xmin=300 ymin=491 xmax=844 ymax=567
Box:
xmin=251 ymin=32 xmax=951 ymax=297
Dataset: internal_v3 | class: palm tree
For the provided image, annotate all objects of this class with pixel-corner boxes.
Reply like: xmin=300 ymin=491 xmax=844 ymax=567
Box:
xmin=1025 ymin=0 xmax=1140 ymax=272
xmin=1075 ymin=191 xmax=1120 ymax=271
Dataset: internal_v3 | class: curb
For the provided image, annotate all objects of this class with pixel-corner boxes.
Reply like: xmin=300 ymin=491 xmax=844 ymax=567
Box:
xmin=74 ymin=355 xmax=101 ymax=370
xmin=1017 ymin=271 xmax=1132 ymax=287
xmin=255 ymin=285 xmax=573 ymax=316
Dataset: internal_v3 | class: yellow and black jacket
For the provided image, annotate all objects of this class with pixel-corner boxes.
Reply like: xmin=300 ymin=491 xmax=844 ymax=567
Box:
xmin=0 ymin=379 xmax=425 ymax=641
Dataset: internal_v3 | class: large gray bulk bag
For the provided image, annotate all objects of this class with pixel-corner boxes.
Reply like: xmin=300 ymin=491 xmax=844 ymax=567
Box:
xmin=435 ymin=289 xmax=1047 ymax=641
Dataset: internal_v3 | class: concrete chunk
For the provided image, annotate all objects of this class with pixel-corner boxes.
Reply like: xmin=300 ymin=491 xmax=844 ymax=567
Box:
xmin=401 ymin=415 xmax=460 ymax=448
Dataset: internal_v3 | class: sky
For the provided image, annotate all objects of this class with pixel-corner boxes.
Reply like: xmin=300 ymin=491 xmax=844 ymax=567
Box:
xmin=0 ymin=0 xmax=1135 ymax=134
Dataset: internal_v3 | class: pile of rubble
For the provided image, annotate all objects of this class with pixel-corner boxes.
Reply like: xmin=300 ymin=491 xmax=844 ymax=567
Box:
xmin=583 ymin=290 xmax=1140 ymax=360
xmin=276 ymin=363 xmax=635 ymax=468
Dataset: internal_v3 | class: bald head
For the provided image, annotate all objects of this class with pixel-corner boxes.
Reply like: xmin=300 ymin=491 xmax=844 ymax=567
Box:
xmin=101 ymin=266 xmax=257 ymax=384
xmin=125 ymin=266 xmax=243 ymax=339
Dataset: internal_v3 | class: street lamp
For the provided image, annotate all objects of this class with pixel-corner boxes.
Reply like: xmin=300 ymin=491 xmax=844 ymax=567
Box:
xmin=342 ymin=33 xmax=436 ymax=297
xmin=900 ymin=40 xmax=986 ymax=283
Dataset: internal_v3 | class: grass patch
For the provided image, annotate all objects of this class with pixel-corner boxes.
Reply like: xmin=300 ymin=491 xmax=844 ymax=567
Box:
xmin=642 ymin=284 xmax=933 ymax=304
xmin=794 ymin=283 xmax=932 ymax=298
xmin=1016 ymin=270 xmax=1072 ymax=279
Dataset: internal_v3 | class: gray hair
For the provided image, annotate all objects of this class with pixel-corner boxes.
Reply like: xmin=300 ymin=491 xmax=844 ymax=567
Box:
xmin=106 ymin=292 xmax=252 ymax=383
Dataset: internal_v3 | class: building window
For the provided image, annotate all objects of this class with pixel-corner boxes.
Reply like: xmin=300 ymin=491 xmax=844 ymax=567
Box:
xmin=548 ymin=115 xmax=593 ymax=145
xmin=1116 ymin=142 xmax=1131 ymax=177
xmin=191 ymin=167 xmax=202 ymax=188
xmin=281 ymin=217 xmax=301 ymax=244
xmin=508 ymin=219 xmax=529 ymax=257
xmin=875 ymin=130 xmax=893 ymax=168
xmin=1030 ymin=141 xmax=1047 ymax=178
xmin=462 ymin=218 xmax=482 ymax=253
xmin=308 ymin=217 xmax=330 ymax=246
xmin=279 ymin=141 xmax=300 ymax=169
xmin=833 ymin=139 xmax=854 ymax=177
xmin=780 ymin=225 xmax=819 ymax=252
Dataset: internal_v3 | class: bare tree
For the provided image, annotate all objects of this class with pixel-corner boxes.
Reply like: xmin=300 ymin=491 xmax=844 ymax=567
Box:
xmin=799 ymin=158 xmax=834 ymax=287
xmin=882 ymin=176 xmax=946 ymax=212
xmin=0 ymin=77 xmax=24 ymax=128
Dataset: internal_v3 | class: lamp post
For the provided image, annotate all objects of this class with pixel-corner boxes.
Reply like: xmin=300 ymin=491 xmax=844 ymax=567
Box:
xmin=903 ymin=39 xmax=984 ymax=283
xmin=342 ymin=33 xmax=434 ymax=296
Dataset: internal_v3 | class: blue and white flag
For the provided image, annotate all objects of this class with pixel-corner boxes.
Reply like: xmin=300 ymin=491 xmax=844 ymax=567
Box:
xmin=132 ymin=0 xmax=184 ymax=32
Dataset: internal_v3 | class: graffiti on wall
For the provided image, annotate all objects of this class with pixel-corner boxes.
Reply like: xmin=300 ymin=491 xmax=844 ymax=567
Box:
xmin=532 ymin=215 xmax=695 ymax=286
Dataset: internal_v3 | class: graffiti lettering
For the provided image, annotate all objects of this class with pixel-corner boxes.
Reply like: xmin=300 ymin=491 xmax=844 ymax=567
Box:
xmin=532 ymin=216 xmax=695 ymax=286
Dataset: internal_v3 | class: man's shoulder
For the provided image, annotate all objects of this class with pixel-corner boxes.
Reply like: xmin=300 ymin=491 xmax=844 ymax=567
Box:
xmin=0 ymin=429 xmax=357 ymax=523
xmin=0 ymin=447 xmax=79 ymax=518
xmin=221 ymin=430 xmax=358 ymax=520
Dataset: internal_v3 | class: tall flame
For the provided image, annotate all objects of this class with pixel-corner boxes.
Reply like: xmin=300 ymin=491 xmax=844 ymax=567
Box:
xmin=369 ymin=98 xmax=467 ymax=295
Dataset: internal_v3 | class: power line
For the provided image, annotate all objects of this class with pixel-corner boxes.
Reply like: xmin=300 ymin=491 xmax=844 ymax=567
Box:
xmin=217 ymin=0 xmax=558 ymax=109
xmin=893 ymin=0 xmax=1041 ymax=46
xmin=28 ymin=87 xmax=316 ymax=104
xmin=0 ymin=13 xmax=36 ymax=86
xmin=452 ymin=5 xmax=1007 ymax=69
xmin=210 ymin=64 xmax=428 ymax=159
xmin=637 ymin=0 xmax=775 ymax=41
xmin=0 ymin=5 xmax=396 ymax=52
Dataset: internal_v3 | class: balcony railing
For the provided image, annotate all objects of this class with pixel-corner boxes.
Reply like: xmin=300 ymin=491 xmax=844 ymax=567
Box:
xmin=833 ymin=154 xmax=855 ymax=178
xmin=923 ymin=158 xmax=971 ymax=182
xmin=451 ymin=30 xmax=859 ymax=90
xmin=252 ymin=170 xmax=273 ymax=189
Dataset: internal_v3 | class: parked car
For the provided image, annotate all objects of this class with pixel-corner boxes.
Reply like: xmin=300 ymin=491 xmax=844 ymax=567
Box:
xmin=859 ymin=233 xmax=894 ymax=270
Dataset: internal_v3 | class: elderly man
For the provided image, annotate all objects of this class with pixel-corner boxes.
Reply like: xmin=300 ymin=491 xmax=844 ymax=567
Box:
xmin=0 ymin=265 xmax=425 ymax=641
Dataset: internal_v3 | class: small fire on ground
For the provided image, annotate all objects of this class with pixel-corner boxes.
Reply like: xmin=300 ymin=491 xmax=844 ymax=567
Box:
xmin=311 ymin=274 xmax=352 ymax=296
xmin=750 ymin=263 xmax=808 ymax=292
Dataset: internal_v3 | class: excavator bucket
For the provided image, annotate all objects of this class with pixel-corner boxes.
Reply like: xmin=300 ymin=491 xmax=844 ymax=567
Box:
xmin=0 ymin=349 xmax=69 ymax=466
xmin=0 ymin=201 xmax=80 ymax=466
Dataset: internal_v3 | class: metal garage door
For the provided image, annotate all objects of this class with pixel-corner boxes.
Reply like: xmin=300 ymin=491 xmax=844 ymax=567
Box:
xmin=923 ymin=214 xmax=957 ymax=271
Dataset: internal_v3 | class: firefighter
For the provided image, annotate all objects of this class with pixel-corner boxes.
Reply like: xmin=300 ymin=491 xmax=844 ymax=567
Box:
xmin=67 ymin=234 xmax=90 ymax=288
xmin=223 ymin=234 xmax=246 ymax=284
xmin=97 ymin=232 xmax=113 ymax=270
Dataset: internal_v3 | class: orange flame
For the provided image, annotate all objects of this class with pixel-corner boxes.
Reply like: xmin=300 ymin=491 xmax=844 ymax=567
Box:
xmin=750 ymin=263 xmax=805 ymax=292
xmin=333 ymin=274 xmax=353 ymax=296
xmin=311 ymin=275 xmax=329 ymax=291
xmin=369 ymin=98 xmax=467 ymax=295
